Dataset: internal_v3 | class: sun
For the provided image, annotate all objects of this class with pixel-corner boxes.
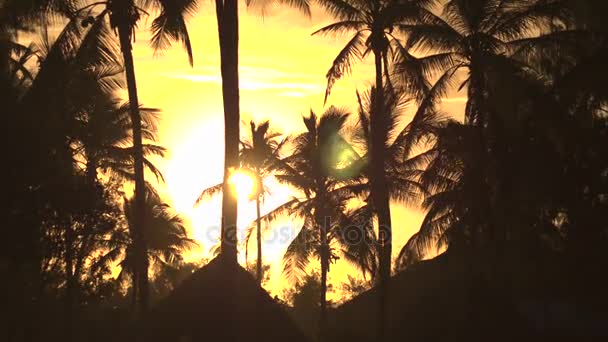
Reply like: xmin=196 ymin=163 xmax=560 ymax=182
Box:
xmin=228 ymin=169 xmax=256 ymax=200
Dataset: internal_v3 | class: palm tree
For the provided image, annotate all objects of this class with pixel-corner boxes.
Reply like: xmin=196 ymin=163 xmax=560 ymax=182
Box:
xmin=313 ymin=4 xmax=434 ymax=331
xmin=194 ymin=120 xmax=288 ymax=283
xmin=94 ymin=190 xmax=197 ymax=309
xmin=399 ymin=0 xmax=570 ymax=126
xmin=396 ymin=120 xmax=479 ymax=268
xmin=339 ymin=83 xmax=442 ymax=280
xmin=78 ymin=99 xmax=167 ymax=186
xmin=77 ymin=0 xmax=198 ymax=313
xmin=393 ymin=1 xmax=576 ymax=273
xmin=1 ymin=13 xmax=151 ymax=337
xmin=257 ymin=107 xmax=358 ymax=341
xmin=213 ymin=0 xmax=311 ymax=263
xmin=240 ymin=120 xmax=289 ymax=283
xmin=20 ymin=15 xmax=173 ymax=337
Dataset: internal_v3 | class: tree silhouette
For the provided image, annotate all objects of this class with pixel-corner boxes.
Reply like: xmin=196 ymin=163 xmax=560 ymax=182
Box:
xmin=76 ymin=0 xmax=198 ymax=314
xmin=313 ymin=3 xmax=435 ymax=337
xmin=240 ymin=120 xmax=289 ymax=283
xmin=340 ymin=83 xmax=442 ymax=280
xmin=394 ymin=0 xmax=573 ymax=270
xmin=93 ymin=190 xmax=197 ymax=309
xmin=257 ymin=107 xmax=358 ymax=341
xmin=213 ymin=0 xmax=311 ymax=264
xmin=194 ymin=120 xmax=288 ymax=283
xmin=400 ymin=0 xmax=570 ymax=125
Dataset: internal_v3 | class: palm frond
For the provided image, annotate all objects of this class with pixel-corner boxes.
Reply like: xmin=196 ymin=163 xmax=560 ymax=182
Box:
xmin=324 ymin=30 xmax=365 ymax=103
xmin=282 ymin=218 xmax=318 ymax=282
xmin=194 ymin=182 xmax=223 ymax=205
xmin=316 ymin=0 xmax=364 ymax=21
xmin=151 ymin=0 xmax=199 ymax=66
xmin=312 ymin=20 xmax=366 ymax=37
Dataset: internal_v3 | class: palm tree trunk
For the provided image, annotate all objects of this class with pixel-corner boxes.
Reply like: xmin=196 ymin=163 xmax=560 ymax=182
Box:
xmin=255 ymin=193 xmax=263 ymax=284
xmin=64 ymin=221 xmax=76 ymax=342
xmin=131 ymin=271 xmax=139 ymax=311
xmin=215 ymin=4 xmax=240 ymax=342
xmin=318 ymin=212 xmax=329 ymax=342
xmin=117 ymin=26 xmax=149 ymax=315
xmin=216 ymin=0 xmax=240 ymax=263
xmin=370 ymin=48 xmax=392 ymax=342
xmin=319 ymin=223 xmax=329 ymax=341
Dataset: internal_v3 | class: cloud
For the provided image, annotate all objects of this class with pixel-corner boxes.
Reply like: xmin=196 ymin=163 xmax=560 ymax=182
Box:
xmin=160 ymin=66 xmax=323 ymax=95
xmin=442 ymin=96 xmax=468 ymax=103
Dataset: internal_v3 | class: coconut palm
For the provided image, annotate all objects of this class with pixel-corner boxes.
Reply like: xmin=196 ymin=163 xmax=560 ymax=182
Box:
xmin=255 ymin=107 xmax=358 ymax=340
xmin=194 ymin=120 xmax=288 ymax=283
xmin=394 ymin=39 xmax=589 ymax=270
xmin=213 ymin=0 xmax=312 ymax=263
xmin=20 ymin=16 xmax=174 ymax=337
xmin=314 ymin=4 xmax=435 ymax=322
xmin=240 ymin=120 xmax=289 ymax=283
xmin=74 ymin=0 xmax=198 ymax=313
xmin=337 ymin=83 xmax=443 ymax=281
xmin=77 ymin=98 xmax=167 ymax=186
xmin=395 ymin=120 xmax=479 ymax=269
xmin=392 ymin=0 xmax=574 ymax=270
xmin=399 ymin=0 xmax=570 ymax=126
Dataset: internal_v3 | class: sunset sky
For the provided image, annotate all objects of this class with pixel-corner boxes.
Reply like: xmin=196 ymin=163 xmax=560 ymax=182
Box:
xmin=126 ymin=2 xmax=466 ymax=298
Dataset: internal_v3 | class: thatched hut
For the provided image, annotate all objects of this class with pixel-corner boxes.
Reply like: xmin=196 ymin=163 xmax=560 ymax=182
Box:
xmin=146 ymin=256 xmax=309 ymax=342
xmin=329 ymin=251 xmax=537 ymax=342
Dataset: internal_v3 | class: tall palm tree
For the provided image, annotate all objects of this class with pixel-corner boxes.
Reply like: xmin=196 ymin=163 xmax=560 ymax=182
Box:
xmin=215 ymin=0 xmax=241 ymax=264
xmin=257 ymin=107 xmax=358 ymax=341
xmin=240 ymin=120 xmax=289 ymax=283
xmin=213 ymin=0 xmax=311 ymax=263
xmin=194 ymin=120 xmax=288 ymax=283
xmin=313 ymin=4 xmax=434 ymax=333
xmin=77 ymin=0 xmax=198 ymax=313
xmin=1 ymin=13 xmax=145 ymax=338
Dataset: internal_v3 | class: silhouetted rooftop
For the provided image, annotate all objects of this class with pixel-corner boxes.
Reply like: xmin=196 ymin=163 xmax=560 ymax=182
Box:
xmin=147 ymin=256 xmax=309 ymax=342
xmin=330 ymin=251 xmax=536 ymax=342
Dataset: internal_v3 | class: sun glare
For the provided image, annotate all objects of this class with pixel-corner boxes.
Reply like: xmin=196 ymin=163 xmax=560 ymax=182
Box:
xmin=228 ymin=169 xmax=256 ymax=200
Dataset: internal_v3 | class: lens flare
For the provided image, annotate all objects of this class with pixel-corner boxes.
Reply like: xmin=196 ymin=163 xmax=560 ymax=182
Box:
xmin=228 ymin=169 xmax=256 ymax=200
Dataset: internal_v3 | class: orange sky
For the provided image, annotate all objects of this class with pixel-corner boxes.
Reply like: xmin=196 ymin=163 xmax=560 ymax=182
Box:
xmin=126 ymin=2 xmax=465 ymax=298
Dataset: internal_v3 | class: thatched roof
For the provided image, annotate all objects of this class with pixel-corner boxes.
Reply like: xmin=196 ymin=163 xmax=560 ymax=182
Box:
xmin=146 ymin=256 xmax=310 ymax=342
xmin=328 ymin=251 xmax=537 ymax=342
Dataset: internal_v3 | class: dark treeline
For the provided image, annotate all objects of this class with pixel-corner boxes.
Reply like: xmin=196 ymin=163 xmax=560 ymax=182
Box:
xmin=2 ymin=0 xmax=608 ymax=342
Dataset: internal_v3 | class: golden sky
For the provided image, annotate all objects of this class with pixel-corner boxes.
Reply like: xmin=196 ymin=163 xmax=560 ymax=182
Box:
xmin=127 ymin=2 xmax=466 ymax=298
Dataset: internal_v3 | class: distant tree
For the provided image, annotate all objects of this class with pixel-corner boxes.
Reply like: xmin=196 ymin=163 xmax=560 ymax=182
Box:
xmin=259 ymin=107 xmax=358 ymax=340
xmin=195 ymin=120 xmax=288 ymax=283
xmin=241 ymin=121 xmax=289 ymax=283
xmin=282 ymin=271 xmax=334 ymax=340
xmin=338 ymin=274 xmax=370 ymax=304
xmin=93 ymin=191 xmax=197 ymax=310
xmin=151 ymin=261 xmax=204 ymax=301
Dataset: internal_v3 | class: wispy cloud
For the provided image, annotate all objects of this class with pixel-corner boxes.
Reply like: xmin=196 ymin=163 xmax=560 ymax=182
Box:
xmin=161 ymin=66 xmax=323 ymax=95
